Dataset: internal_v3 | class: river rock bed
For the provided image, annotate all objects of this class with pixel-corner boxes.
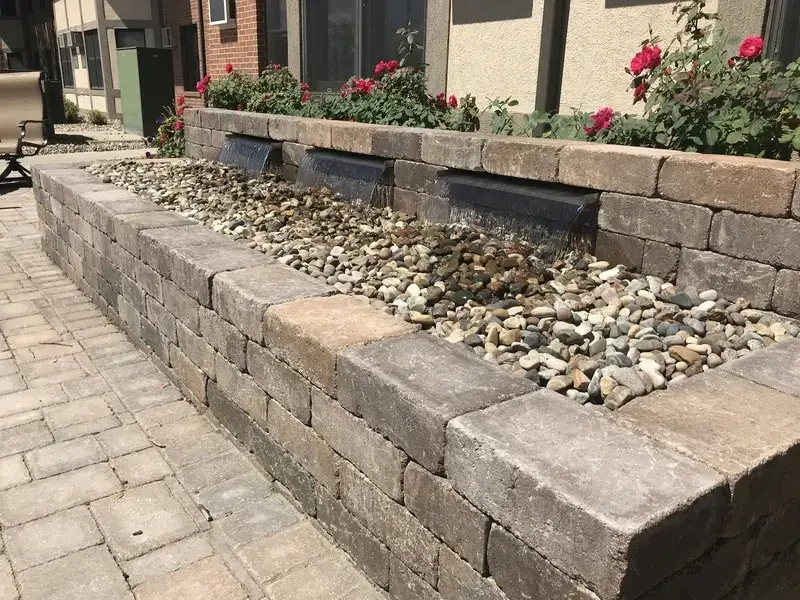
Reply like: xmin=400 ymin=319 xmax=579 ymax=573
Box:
xmin=86 ymin=159 xmax=800 ymax=411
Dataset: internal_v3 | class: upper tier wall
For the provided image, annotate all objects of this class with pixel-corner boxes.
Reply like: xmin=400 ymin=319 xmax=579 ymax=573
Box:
xmin=183 ymin=108 xmax=800 ymax=317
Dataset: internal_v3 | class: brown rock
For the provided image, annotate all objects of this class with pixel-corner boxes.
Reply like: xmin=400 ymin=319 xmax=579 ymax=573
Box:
xmin=669 ymin=346 xmax=701 ymax=365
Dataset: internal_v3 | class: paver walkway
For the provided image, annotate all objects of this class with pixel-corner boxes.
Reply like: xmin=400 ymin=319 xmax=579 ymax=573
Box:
xmin=0 ymin=186 xmax=384 ymax=600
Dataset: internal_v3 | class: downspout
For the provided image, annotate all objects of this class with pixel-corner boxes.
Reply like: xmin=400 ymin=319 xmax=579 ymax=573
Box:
xmin=197 ymin=0 xmax=208 ymax=107
xmin=535 ymin=0 xmax=570 ymax=125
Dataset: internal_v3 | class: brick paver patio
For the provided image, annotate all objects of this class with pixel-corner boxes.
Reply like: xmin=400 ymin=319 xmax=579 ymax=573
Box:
xmin=0 ymin=186 xmax=384 ymax=600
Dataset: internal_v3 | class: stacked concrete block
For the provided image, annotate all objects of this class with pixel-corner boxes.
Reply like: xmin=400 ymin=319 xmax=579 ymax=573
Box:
xmin=33 ymin=160 xmax=800 ymax=600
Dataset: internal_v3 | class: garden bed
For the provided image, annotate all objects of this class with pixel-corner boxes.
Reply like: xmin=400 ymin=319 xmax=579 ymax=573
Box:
xmin=87 ymin=159 xmax=800 ymax=410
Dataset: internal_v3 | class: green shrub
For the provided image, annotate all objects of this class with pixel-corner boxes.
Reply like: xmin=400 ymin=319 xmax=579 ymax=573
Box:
xmin=63 ymin=98 xmax=81 ymax=123
xmin=86 ymin=109 xmax=108 ymax=126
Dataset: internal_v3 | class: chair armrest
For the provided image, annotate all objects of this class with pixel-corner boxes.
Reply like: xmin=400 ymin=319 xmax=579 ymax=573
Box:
xmin=17 ymin=120 xmax=51 ymax=155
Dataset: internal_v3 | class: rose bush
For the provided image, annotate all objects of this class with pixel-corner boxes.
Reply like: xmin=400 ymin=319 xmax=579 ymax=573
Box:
xmin=490 ymin=0 xmax=800 ymax=160
xmin=201 ymin=61 xmax=478 ymax=132
xmin=153 ymin=96 xmax=186 ymax=157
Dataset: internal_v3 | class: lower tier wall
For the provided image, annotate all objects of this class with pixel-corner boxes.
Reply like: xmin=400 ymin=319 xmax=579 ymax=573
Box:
xmin=183 ymin=109 xmax=800 ymax=317
xmin=32 ymin=163 xmax=800 ymax=600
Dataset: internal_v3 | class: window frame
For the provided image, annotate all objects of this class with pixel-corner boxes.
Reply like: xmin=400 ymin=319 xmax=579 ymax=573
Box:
xmin=0 ymin=0 xmax=18 ymax=18
xmin=84 ymin=29 xmax=104 ymax=90
xmin=265 ymin=0 xmax=288 ymax=67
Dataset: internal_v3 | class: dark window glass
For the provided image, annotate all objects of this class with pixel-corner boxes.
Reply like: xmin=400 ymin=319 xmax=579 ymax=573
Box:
xmin=115 ymin=28 xmax=146 ymax=49
xmin=303 ymin=0 xmax=426 ymax=93
xmin=361 ymin=0 xmax=425 ymax=73
xmin=59 ymin=46 xmax=74 ymax=87
xmin=0 ymin=0 xmax=17 ymax=17
xmin=229 ymin=0 xmax=237 ymax=19
xmin=304 ymin=0 xmax=357 ymax=93
xmin=180 ymin=25 xmax=201 ymax=90
xmin=209 ymin=0 xmax=236 ymax=22
xmin=84 ymin=30 xmax=104 ymax=89
xmin=265 ymin=0 xmax=288 ymax=67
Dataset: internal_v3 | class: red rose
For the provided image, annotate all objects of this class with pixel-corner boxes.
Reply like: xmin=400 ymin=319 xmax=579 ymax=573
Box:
xmin=354 ymin=78 xmax=375 ymax=94
xmin=263 ymin=94 xmax=270 ymax=100
xmin=225 ymin=63 xmax=234 ymax=74
xmin=300 ymin=82 xmax=310 ymax=91
xmin=738 ymin=36 xmax=763 ymax=59
xmin=728 ymin=57 xmax=736 ymax=68
xmin=448 ymin=95 xmax=458 ymax=108
xmin=630 ymin=45 xmax=661 ymax=75
xmin=196 ymin=75 xmax=211 ymax=94
xmin=436 ymin=92 xmax=446 ymax=108
xmin=300 ymin=91 xmax=311 ymax=104
xmin=584 ymin=107 xmax=614 ymax=136
xmin=176 ymin=105 xmax=185 ymax=116
xmin=633 ymin=81 xmax=648 ymax=103
xmin=374 ymin=61 xmax=386 ymax=76
xmin=159 ymin=134 xmax=168 ymax=143
xmin=385 ymin=60 xmax=400 ymax=73
xmin=177 ymin=95 xmax=185 ymax=106
xmin=173 ymin=120 xmax=184 ymax=131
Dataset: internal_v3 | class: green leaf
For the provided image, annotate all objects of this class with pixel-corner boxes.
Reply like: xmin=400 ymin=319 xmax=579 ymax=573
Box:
xmin=792 ymin=133 xmax=800 ymax=152
xmin=705 ymin=128 xmax=718 ymax=146
xmin=726 ymin=130 xmax=744 ymax=144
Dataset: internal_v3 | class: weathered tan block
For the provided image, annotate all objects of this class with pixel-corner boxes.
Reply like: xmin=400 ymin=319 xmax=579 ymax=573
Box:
xmin=659 ymin=154 xmax=796 ymax=217
xmin=438 ymin=547 xmax=506 ymax=600
xmin=719 ymin=339 xmax=800 ymax=399
xmin=420 ymin=130 xmax=484 ymax=171
xmin=404 ymin=462 xmax=489 ymax=572
xmin=214 ymin=354 xmax=267 ymax=428
xmin=267 ymin=399 xmax=339 ymax=493
xmin=328 ymin=121 xmax=376 ymax=154
xmin=182 ymin=108 xmax=201 ymax=127
xmin=772 ymin=269 xmax=800 ymax=318
xmin=394 ymin=160 xmax=443 ymax=195
xmin=268 ymin=115 xmax=299 ymax=141
xmin=710 ymin=211 xmax=800 ymax=269
xmin=599 ymin=193 xmax=712 ymax=249
xmin=184 ymin=126 xmax=211 ymax=147
xmin=312 ymin=388 xmax=407 ymax=501
xmin=340 ymin=462 xmax=440 ymax=586
xmin=392 ymin=189 xmax=450 ymax=223
xmin=487 ymin=525 xmax=597 ymax=600
xmin=263 ymin=295 xmax=414 ymax=396
xmin=114 ymin=212 xmax=193 ymax=258
xmin=184 ymin=142 xmax=201 ymax=160
xmin=447 ymin=390 xmax=727 ymax=600
xmin=199 ymin=108 xmax=225 ymax=131
xmin=280 ymin=142 xmax=311 ymax=167
xmin=296 ymin=118 xmax=332 ymax=147
xmin=615 ymin=370 xmax=800 ymax=537
xmin=559 ymin=143 xmax=672 ymax=196
xmin=372 ymin=128 xmax=422 ymax=160
xmin=213 ymin=263 xmax=331 ymax=343
xmin=642 ymin=240 xmax=680 ymax=281
xmin=481 ymin=137 xmax=563 ymax=182
xmin=676 ymin=249 xmax=776 ymax=309
xmin=248 ymin=341 xmax=311 ymax=424
xmin=595 ymin=230 xmax=644 ymax=270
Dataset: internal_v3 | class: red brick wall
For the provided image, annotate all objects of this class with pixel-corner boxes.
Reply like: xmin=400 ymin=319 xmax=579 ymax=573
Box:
xmin=165 ymin=0 xmax=266 ymax=106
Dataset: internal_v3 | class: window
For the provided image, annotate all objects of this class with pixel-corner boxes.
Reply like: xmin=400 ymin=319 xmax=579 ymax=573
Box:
xmin=265 ymin=0 xmax=288 ymax=67
xmin=302 ymin=0 xmax=425 ymax=93
xmin=59 ymin=46 xmax=74 ymax=87
xmin=115 ymin=28 xmax=146 ymax=49
xmin=0 ymin=0 xmax=17 ymax=17
xmin=180 ymin=25 xmax=201 ymax=91
xmin=5 ymin=52 xmax=24 ymax=70
xmin=84 ymin=30 xmax=104 ymax=89
xmin=209 ymin=0 xmax=236 ymax=25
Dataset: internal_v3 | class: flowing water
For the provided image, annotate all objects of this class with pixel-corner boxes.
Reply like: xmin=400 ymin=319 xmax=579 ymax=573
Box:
xmin=296 ymin=150 xmax=393 ymax=208
xmin=218 ymin=135 xmax=280 ymax=175
xmin=435 ymin=172 xmax=599 ymax=263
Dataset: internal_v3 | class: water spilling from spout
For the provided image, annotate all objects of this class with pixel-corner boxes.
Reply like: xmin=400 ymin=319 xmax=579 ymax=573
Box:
xmin=296 ymin=150 xmax=393 ymax=208
xmin=435 ymin=172 xmax=598 ymax=263
xmin=218 ymin=135 xmax=281 ymax=175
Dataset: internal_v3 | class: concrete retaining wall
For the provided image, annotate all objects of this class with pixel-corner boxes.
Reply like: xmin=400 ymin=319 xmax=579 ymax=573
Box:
xmin=32 ymin=163 xmax=800 ymax=600
xmin=183 ymin=108 xmax=800 ymax=316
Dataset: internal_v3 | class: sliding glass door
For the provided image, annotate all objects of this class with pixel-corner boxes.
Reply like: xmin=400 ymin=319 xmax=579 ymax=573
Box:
xmin=303 ymin=0 xmax=425 ymax=93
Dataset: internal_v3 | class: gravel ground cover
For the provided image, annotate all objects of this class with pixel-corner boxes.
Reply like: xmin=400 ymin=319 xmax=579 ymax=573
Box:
xmin=87 ymin=159 xmax=800 ymax=410
xmin=54 ymin=120 xmax=124 ymax=133
xmin=41 ymin=140 xmax=148 ymax=155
